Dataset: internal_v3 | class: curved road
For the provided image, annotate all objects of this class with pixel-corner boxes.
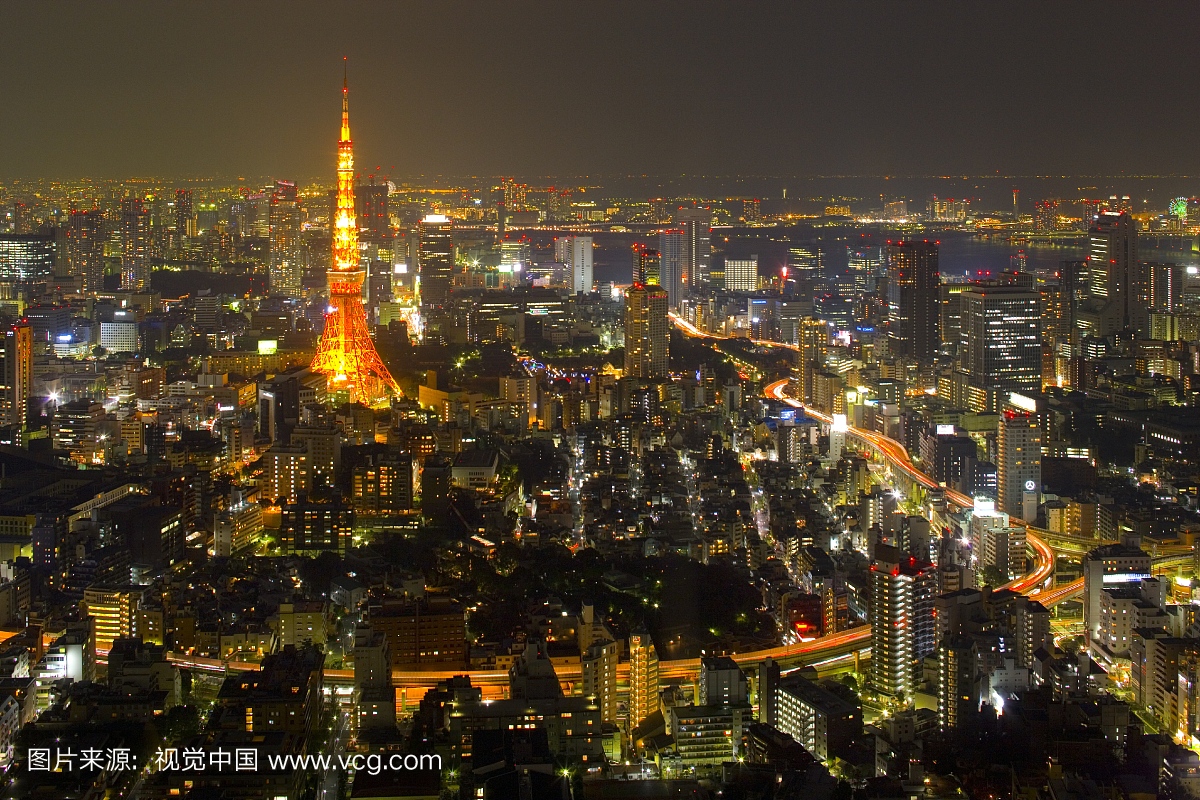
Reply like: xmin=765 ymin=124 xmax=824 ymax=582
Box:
xmin=163 ymin=322 xmax=1060 ymax=695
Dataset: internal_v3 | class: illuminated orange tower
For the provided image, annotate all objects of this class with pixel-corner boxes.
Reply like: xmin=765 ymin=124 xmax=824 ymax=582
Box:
xmin=311 ymin=60 xmax=401 ymax=406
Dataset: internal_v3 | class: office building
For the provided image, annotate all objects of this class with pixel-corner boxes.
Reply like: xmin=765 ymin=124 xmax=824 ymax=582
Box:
xmin=120 ymin=197 xmax=152 ymax=291
xmin=1083 ymin=210 xmax=1141 ymax=336
xmin=174 ymin=189 xmax=194 ymax=239
xmin=659 ymin=228 xmax=688 ymax=309
xmin=968 ymin=497 xmax=1026 ymax=582
xmin=81 ymin=585 xmax=143 ymax=652
xmin=0 ymin=325 xmax=31 ymax=442
xmin=997 ymin=411 xmax=1041 ymax=520
xmin=624 ymin=283 xmax=669 ymax=379
xmin=67 ymin=209 xmax=106 ymax=292
xmin=268 ymin=180 xmax=302 ymax=296
xmin=357 ymin=181 xmax=391 ymax=245
xmin=1083 ymin=542 xmax=1151 ymax=646
xmin=724 ymin=256 xmax=758 ymax=292
xmin=0 ymin=233 xmax=55 ymax=283
xmin=869 ymin=543 xmax=936 ymax=698
xmin=100 ymin=313 xmax=139 ymax=353
xmin=885 ymin=241 xmax=940 ymax=361
xmin=628 ymin=628 xmax=659 ymax=729
xmin=418 ymin=214 xmax=453 ymax=308
xmin=959 ymin=283 xmax=1041 ymax=406
xmin=634 ymin=244 xmax=661 ymax=286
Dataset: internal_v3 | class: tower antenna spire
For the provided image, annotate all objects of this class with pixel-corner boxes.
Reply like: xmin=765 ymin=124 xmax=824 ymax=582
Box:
xmin=312 ymin=58 xmax=401 ymax=405
xmin=341 ymin=57 xmax=350 ymax=141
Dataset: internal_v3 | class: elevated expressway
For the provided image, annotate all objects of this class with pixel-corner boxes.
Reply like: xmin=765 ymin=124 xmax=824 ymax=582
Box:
xmin=162 ymin=320 xmax=1185 ymax=701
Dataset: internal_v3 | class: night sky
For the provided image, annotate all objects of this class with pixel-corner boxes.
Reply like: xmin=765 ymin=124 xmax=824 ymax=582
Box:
xmin=1 ymin=1 xmax=1198 ymax=180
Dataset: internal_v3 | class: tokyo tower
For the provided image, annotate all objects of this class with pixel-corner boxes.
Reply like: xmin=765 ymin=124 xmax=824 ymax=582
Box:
xmin=310 ymin=60 xmax=401 ymax=406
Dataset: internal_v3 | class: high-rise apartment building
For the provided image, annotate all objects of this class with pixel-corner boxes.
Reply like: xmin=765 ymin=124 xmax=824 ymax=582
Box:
xmin=659 ymin=229 xmax=687 ymax=309
xmin=353 ymin=624 xmax=396 ymax=731
xmin=1146 ymin=261 xmax=1183 ymax=312
xmin=628 ymin=628 xmax=659 ymax=729
xmin=959 ymin=283 xmax=1041 ymax=408
xmin=351 ymin=453 xmax=414 ymax=516
xmin=997 ymin=411 xmax=1041 ymax=520
xmin=120 ymin=197 xmax=152 ymax=291
xmin=566 ymin=236 xmax=593 ymax=295
xmin=724 ymin=256 xmax=758 ymax=292
xmin=263 ymin=444 xmax=311 ymax=503
xmin=67 ymin=209 xmax=105 ymax=292
xmin=624 ymin=283 xmax=669 ymax=379
xmin=418 ymin=214 xmax=453 ymax=308
xmin=869 ymin=543 xmax=936 ymax=698
xmin=269 ymin=180 xmax=302 ymax=297
xmin=885 ymin=241 xmax=940 ymax=361
xmin=676 ymin=210 xmax=711 ymax=292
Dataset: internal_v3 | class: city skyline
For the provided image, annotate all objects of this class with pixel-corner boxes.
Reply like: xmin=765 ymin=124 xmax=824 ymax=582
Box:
xmin=7 ymin=5 xmax=1200 ymax=799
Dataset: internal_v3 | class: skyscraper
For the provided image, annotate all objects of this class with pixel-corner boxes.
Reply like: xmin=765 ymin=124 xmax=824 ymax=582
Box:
xmin=885 ymin=241 xmax=940 ymax=361
xmin=67 ymin=209 xmax=105 ymax=292
xmin=309 ymin=62 xmax=401 ymax=406
xmin=1082 ymin=210 xmax=1141 ymax=336
xmin=997 ymin=410 xmax=1041 ymax=520
xmin=0 ymin=324 xmax=32 ymax=444
xmin=1146 ymin=261 xmax=1183 ymax=312
xmin=659 ymin=229 xmax=687 ymax=309
xmin=793 ymin=317 xmax=829 ymax=404
xmin=676 ymin=209 xmax=711 ymax=292
xmin=634 ymin=244 xmax=661 ymax=286
xmin=174 ymin=189 xmax=194 ymax=240
xmin=624 ymin=283 xmax=669 ymax=379
xmin=120 ymin=197 xmax=151 ymax=291
xmin=724 ymin=256 xmax=758 ymax=292
xmin=357 ymin=181 xmax=391 ymax=245
xmin=869 ymin=543 xmax=936 ymax=698
xmin=0 ymin=233 xmax=56 ymax=283
xmin=269 ymin=180 xmax=303 ymax=297
xmin=959 ymin=283 xmax=1041 ymax=409
xmin=417 ymin=214 xmax=453 ymax=308
xmin=628 ymin=628 xmax=659 ymax=729
xmin=568 ymin=236 xmax=593 ymax=295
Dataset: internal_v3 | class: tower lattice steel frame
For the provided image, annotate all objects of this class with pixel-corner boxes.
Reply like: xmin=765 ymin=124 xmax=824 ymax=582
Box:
xmin=311 ymin=60 xmax=401 ymax=406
